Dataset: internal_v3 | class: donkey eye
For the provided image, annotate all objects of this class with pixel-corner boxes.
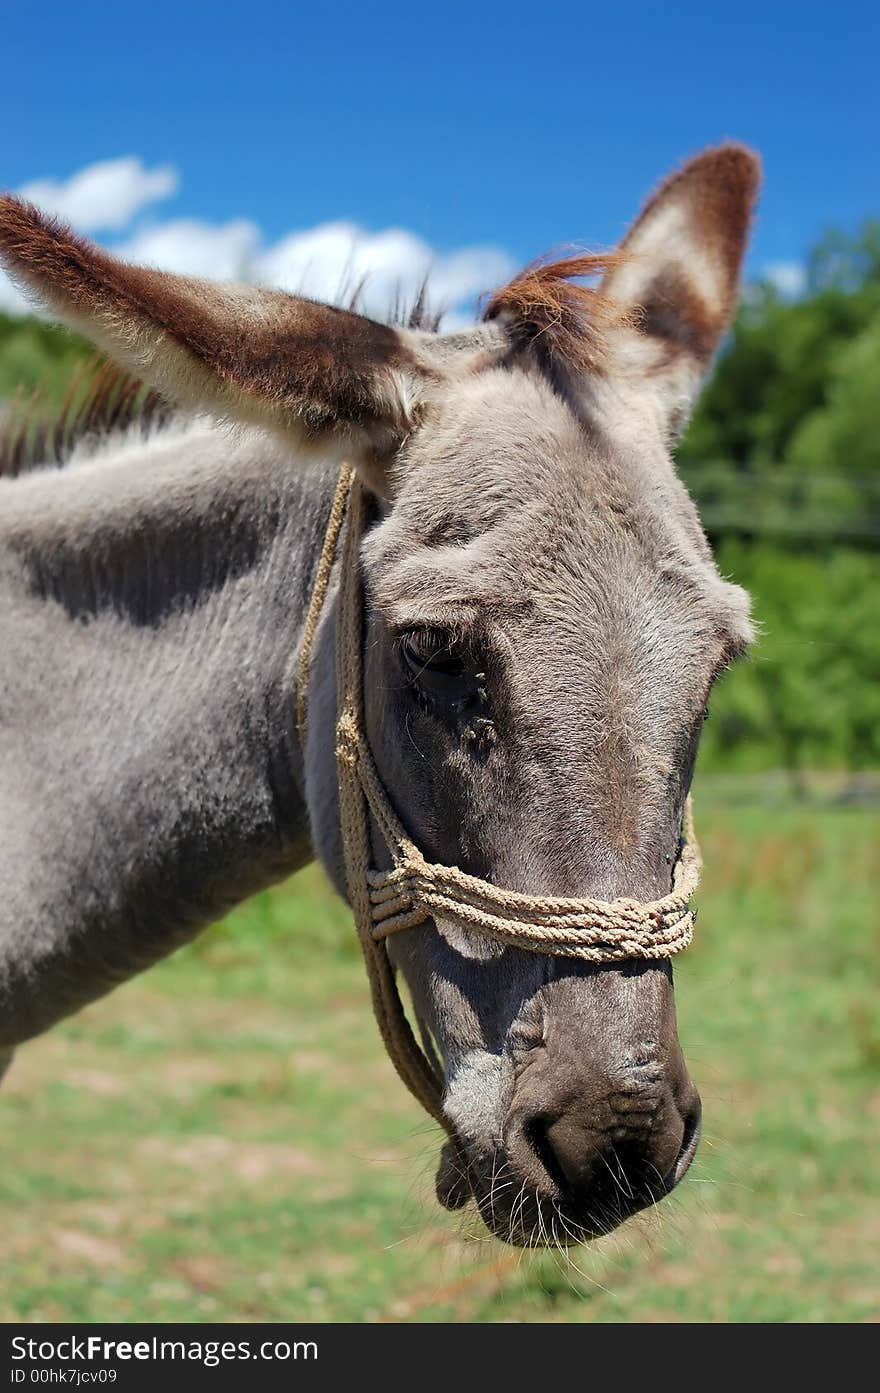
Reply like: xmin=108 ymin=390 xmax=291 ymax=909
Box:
xmin=401 ymin=628 xmax=466 ymax=682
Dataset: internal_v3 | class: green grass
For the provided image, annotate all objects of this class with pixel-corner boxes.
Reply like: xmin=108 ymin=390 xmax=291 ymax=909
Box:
xmin=1 ymin=782 xmax=877 ymax=1323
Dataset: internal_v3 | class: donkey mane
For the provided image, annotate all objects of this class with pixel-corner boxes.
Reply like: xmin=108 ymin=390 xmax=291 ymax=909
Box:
xmin=0 ymin=360 xmax=173 ymax=479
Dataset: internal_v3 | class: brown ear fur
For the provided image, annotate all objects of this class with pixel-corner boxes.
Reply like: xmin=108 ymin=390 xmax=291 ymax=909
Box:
xmin=0 ymin=195 xmax=422 ymax=451
xmin=613 ymin=143 xmax=761 ymax=364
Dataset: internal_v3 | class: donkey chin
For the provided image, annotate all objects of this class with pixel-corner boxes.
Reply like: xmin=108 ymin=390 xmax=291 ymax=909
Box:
xmin=432 ymin=960 xmax=703 ymax=1247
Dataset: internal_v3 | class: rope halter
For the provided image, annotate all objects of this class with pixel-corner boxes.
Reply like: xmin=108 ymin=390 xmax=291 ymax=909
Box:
xmin=298 ymin=466 xmax=702 ymax=1137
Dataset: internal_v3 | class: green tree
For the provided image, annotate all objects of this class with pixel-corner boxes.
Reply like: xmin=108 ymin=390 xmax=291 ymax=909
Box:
xmin=679 ymin=220 xmax=880 ymax=480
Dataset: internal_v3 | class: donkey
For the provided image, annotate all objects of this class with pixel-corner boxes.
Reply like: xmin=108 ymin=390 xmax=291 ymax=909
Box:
xmin=0 ymin=145 xmax=758 ymax=1246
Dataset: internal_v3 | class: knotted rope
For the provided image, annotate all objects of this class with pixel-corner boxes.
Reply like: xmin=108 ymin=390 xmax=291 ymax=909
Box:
xmin=297 ymin=466 xmax=702 ymax=1137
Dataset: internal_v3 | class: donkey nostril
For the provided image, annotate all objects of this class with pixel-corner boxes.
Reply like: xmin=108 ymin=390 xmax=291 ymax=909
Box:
xmin=525 ymin=1113 xmax=609 ymax=1199
xmin=524 ymin=1114 xmax=571 ymax=1195
xmin=523 ymin=1109 xmax=666 ymax=1214
xmin=513 ymin=1088 xmax=702 ymax=1221
xmin=670 ymin=1093 xmax=702 ymax=1186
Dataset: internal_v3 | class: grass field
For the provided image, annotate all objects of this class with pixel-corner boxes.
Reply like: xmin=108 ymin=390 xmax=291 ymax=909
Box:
xmin=1 ymin=781 xmax=877 ymax=1323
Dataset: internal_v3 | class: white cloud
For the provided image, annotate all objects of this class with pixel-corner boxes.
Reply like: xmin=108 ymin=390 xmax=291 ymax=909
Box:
xmin=17 ymin=157 xmax=179 ymax=234
xmin=762 ymin=260 xmax=807 ymax=298
xmin=253 ymin=222 xmax=513 ymax=323
xmin=1 ymin=156 xmax=515 ymax=329
xmin=115 ymin=218 xmax=261 ymax=281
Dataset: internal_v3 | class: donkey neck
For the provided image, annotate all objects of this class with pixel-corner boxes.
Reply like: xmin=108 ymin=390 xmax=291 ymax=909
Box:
xmin=0 ymin=420 xmax=338 ymax=1045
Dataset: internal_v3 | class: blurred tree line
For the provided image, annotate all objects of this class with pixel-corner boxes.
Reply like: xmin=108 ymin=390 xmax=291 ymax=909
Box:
xmin=1 ymin=223 xmax=878 ymax=773
xmin=677 ymin=221 xmax=880 ymax=775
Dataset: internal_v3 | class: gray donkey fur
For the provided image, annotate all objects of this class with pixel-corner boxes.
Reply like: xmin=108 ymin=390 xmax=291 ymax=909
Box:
xmin=0 ymin=144 xmax=759 ymax=1245
xmin=0 ymin=421 xmax=331 ymax=1037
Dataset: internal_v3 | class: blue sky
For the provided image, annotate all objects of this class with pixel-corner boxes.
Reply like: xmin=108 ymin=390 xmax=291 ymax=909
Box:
xmin=2 ymin=1 xmax=876 ymax=319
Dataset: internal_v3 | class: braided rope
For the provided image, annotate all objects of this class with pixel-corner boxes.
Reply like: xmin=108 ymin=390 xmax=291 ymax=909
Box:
xmin=296 ymin=464 xmax=358 ymax=751
xmin=297 ymin=467 xmax=702 ymax=1135
xmin=332 ymin=480 xmax=449 ymax=1130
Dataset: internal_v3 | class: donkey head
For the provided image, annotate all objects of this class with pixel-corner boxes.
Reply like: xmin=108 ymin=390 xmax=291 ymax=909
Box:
xmin=0 ymin=144 xmax=758 ymax=1245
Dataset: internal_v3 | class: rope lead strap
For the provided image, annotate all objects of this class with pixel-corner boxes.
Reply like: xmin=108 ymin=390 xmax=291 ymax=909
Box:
xmin=298 ymin=467 xmax=703 ymax=1134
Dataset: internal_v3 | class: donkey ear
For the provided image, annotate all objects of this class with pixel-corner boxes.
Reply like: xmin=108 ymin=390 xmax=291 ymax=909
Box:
xmin=0 ymin=195 xmax=430 ymax=484
xmin=602 ymin=144 xmax=761 ymax=438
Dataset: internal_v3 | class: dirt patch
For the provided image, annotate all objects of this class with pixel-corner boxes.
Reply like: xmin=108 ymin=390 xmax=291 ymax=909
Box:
xmin=137 ymin=1134 xmax=322 ymax=1183
xmin=53 ymin=1229 xmax=128 ymax=1269
xmin=63 ymin=1069 xmax=127 ymax=1097
xmin=169 ymin=1254 xmax=226 ymax=1293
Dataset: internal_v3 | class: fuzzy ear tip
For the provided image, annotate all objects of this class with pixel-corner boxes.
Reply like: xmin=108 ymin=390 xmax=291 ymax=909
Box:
xmin=0 ymin=191 xmax=22 ymax=235
xmin=0 ymin=191 xmax=33 ymax=224
xmin=690 ymin=141 xmax=763 ymax=194
xmin=0 ymin=193 xmax=53 ymax=256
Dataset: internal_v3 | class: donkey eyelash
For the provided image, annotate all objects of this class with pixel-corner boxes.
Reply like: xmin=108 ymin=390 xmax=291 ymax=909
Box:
xmin=398 ymin=628 xmax=468 ymax=679
xmin=404 ymin=626 xmax=456 ymax=657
